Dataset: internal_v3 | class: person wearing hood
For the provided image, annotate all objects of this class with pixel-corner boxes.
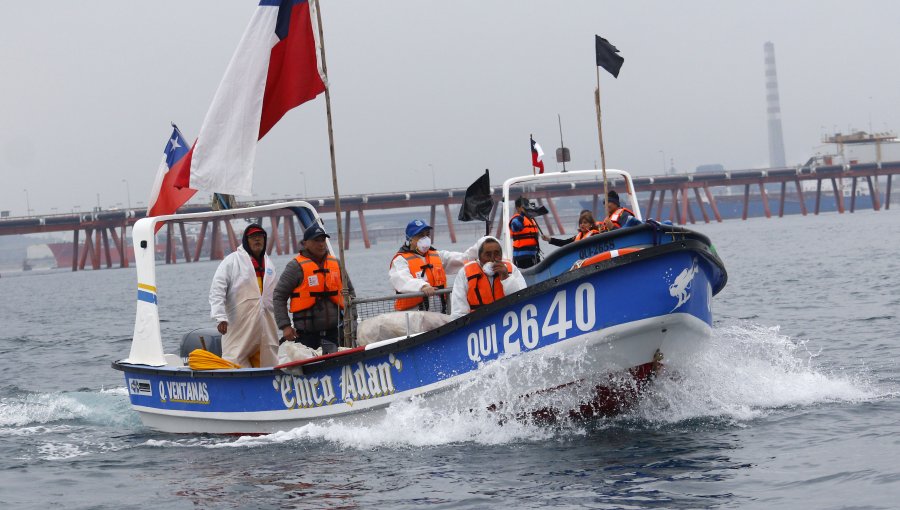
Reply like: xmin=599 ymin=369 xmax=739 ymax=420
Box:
xmin=389 ymin=219 xmax=476 ymax=313
xmin=273 ymin=223 xmax=345 ymax=354
xmin=599 ymin=190 xmax=635 ymax=232
xmin=208 ymin=223 xmax=279 ymax=367
xmin=449 ymin=236 xmax=526 ymax=320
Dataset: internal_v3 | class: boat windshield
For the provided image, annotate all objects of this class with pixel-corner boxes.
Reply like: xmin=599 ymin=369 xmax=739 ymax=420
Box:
xmin=500 ymin=169 xmax=642 ymax=256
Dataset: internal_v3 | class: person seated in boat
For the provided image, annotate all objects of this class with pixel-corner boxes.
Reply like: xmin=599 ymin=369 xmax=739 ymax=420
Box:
xmin=509 ymin=196 xmax=542 ymax=268
xmin=542 ymin=210 xmax=600 ymax=247
xmin=209 ymin=223 xmax=279 ymax=368
xmin=389 ymin=219 xmax=475 ymax=314
xmin=598 ymin=189 xmax=635 ymax=232
xmin=449 ymin=236 xmax=527 ymax=320
xmin=273 ymin=224 xmax=345 ymax=355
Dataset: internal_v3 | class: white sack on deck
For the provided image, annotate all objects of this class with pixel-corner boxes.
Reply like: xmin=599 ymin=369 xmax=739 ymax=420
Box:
xmin=357 ymin=311 xmax=453 ymax=346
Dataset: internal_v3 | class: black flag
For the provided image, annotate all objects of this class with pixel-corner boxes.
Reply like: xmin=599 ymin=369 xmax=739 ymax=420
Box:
xmin=595 ymin=35 xmax=624 ymax=78
xmin=458 ymin=169 xmax=493 ymax=222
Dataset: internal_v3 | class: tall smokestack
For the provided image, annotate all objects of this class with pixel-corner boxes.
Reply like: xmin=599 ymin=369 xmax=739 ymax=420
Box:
xmin=764 ymin=42 xmax=787 ymax=167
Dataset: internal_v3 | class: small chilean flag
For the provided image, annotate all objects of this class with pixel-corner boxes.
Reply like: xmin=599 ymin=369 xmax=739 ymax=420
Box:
xmin=147 ymin=125 xmax=197 ymax=231
xmin=531 ymin=135 xmax=545 ymax=174
xmin=174 ymin=0 xmax=326 ymax=196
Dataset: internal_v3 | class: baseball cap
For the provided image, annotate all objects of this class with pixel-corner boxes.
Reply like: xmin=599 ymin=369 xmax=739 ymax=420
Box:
xmin=303 ymin=224 xmax=330 ymax=241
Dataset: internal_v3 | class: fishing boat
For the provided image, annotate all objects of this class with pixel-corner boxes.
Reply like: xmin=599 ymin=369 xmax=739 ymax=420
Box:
xmin=112 ymin=168 xmax=727 ymax=434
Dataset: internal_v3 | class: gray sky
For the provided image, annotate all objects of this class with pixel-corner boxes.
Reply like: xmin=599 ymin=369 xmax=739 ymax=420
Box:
xmin=2 ymin=0 xmax=899 ymax=216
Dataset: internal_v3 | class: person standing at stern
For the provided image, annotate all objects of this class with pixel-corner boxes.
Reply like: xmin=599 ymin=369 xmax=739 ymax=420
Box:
xmin=209 ymin=223 xmax=279 ymax=368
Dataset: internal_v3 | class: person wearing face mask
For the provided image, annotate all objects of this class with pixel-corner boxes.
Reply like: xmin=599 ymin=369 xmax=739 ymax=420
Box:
xmin=389 ymin=219 xmax=475 ymax=313
xmin=449 ymin=236 xmax=527 ymax=320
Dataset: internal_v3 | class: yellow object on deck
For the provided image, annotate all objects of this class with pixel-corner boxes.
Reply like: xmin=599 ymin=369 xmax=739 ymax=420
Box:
xmin=188 ymin=349 xmax=242 ymax=370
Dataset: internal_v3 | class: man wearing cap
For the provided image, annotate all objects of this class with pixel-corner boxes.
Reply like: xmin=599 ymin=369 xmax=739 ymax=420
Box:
xmin=509 ymin=196 xmax=541 ymax=269
xmin=389 ymin=219 xmax=475 ymax=313
xmin=273 ymin=223 xmax=345 ymax=354
xmin=209 ymin=223 xmax=279 ymax=367
xmin=599 ymin=190 xmax=635 ymax=232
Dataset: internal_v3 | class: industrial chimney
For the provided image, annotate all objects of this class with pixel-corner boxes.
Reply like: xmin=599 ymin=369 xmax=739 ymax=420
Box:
xmin=764 ymin=42 xmax=787 ymax=167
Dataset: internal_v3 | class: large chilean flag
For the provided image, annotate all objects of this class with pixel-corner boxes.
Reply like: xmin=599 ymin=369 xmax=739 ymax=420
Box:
xmin=175 ymin=0 xmax=326 ymax=196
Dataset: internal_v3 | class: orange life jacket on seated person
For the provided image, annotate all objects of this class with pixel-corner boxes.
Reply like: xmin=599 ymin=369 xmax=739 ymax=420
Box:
xmin=608 ymin=207 xmax=635 ymax=229
xmin=289 ymin=254 xmax=344 ymax=313
xmin=391 ymin=249 xmax=447 ymax=311
xmin=464 ymin=260 xmax=515 ymax=312
xmin=574 ymin=228 xmax=599 ymax=241
xmin=509 ymin=213 xmax=539 ymax=250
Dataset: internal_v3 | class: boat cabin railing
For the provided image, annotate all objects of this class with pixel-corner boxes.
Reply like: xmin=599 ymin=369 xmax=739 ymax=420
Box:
xmin=350 ymin=289 xmax=453 ymax=322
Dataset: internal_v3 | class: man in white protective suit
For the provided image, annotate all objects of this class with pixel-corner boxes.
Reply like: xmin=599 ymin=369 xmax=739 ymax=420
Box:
xmin=209 ymin=223 xmax=279 ymax=367
xmin=449 ymin=236 xmax=527 ymax=320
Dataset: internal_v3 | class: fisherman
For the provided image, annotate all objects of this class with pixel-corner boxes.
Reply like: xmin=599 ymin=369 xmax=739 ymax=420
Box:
xmin=208 ymin=223 xmax=279 ymax=368
xmin=389 ymin=219 xmax=474 ymax=313
xmin=509 ymin=196 xmax=541 ymax=268
xmin=273 ymin=224 xmax=345 ymax=355
xmin=449 ymin=236 xmax=527 ymax=320
xmin=599 ymin=190 xmax=635 ymax=232
xmin=542 ymin=210 xmax=600 ymax=246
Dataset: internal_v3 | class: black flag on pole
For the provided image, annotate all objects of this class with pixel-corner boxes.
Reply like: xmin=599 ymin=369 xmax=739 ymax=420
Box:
xmin=595 ymin=35 xmax=624 ymax=78
xmin=458 ymin=169 xmax=493 ymax=222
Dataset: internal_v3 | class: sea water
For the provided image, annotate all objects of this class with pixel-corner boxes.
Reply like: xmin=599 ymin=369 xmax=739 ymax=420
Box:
xmin=0 ymin=211 xmax=897 ymax=509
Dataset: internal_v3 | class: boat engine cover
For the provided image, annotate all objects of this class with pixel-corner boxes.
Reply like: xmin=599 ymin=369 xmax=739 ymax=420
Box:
xmin=179 ymin=328 xmax=223 ymax=362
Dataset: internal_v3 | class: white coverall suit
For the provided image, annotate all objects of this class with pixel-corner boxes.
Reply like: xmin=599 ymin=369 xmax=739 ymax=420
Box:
xmin=209 ymin=245 xmax=279 ymax=367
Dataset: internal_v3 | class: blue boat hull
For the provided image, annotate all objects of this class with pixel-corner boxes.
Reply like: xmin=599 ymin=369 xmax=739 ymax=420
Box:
xmin=114 ymin=239 xmax=725 ymax=433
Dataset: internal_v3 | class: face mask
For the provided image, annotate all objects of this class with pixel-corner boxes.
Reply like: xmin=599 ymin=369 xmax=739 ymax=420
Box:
xmin=482 ymin=262 xmax=496 ymax=277
xmin=416 ymin=236 xmax=432 ymax=253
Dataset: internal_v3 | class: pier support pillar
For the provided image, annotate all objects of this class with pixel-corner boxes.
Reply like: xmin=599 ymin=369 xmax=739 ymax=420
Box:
xmin=886 ymin=174 xmax=893 ymax=210
xmin=545 ymin=195 xmax=565 ymax=234
xmin=830 ymin=178 xmax=845 ymax=213
xmin=592 ymin=193 xmax=600 ymax=219
xmin=269 ymin=215 xmax=282 ymax=255
xmin=815 ymin=179 xmax=822 ymax=215
xmin=693 ymin=188 xmax=710 ymax=223
xmin=179 ymin=222 xmax=191 ymax=263
xmin=343 ymin=210 xmax=351 ymax=250
xmin=71 ymin=229 xmax=80 ymax=272
xmin=210 ymin=220 xmax=223 ymax=260
xmin=758 ymin=182 xmax=771 ymax=218
xmin=794 ymin=179 xmax=808 ymax=216
xmin=358 ymin=208 xmax=371 ymax=249
xmin=101 ymin=228 xmax=112 ymax=268
xmin=656 ymin=189 xmax=667 ymax=221
xmin=92 ymin=229 xmax=101 ymax=270
xmin=778 ymin=181 xmax=787 ymax=217
xmin=703 ymin=186 xmax=722 ymax=222
xmin=742 ymin=184 xmax=750 ymax=220
xmin=866 ymin=175 xmax=881 ymax=211
xmin=194 ymin=221 xmax=208 ymax=262
xmin=680 ymin=187 xmax=692 ymax=224
xmin=443 ymin=202 xmax=457 ymax=243
xmin=645 ymin=190 xmax=656 ymax=219
xmin=429 ymin=205 xmax=437 ymax=240
xmin=166 ymin=223 xmax=176 ymax=265
xmin=670 ymin=188 xmax=679 ymax=224
xmin=224 ymin=220 xmax=238 ymax=253
xmin=850 ymin=177 xmax=858 ymax=212
xmin=287 ymin=216 xmax=298 ymax=253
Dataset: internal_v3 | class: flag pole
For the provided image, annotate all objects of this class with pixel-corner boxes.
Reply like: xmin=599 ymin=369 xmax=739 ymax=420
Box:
xmin=312 ymin=0 xmax=353 ymax=345
xmin=594 ymin=67 xmax=609 ymax=206
xmin=530 ymin=134 xmax=536 ymax=176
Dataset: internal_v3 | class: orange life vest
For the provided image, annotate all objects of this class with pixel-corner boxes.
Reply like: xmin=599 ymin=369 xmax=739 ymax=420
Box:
xmin=509 ymin=213 xmax=539 ymax=250
xmin=464 ymin=260 xmax=514 ymax=312
xmin=391 ymin=249 xmax=447 ymax=311
xmin=608 ymin=207 xmax=635 ymax=229
xmin=289 ymin=254 xmax=344 ymax=313
xmin=574 ymin=229 xmax=599 ymax=241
